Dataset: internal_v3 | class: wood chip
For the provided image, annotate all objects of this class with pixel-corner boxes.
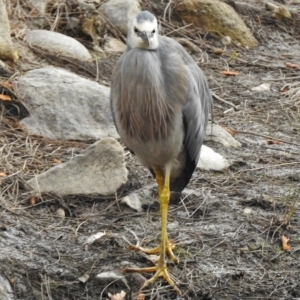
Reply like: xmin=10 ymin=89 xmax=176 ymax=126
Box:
xmin=0 ymin=94 xmax=11 ymax=101
xmin=282 ymin=235 xmax=291 ymax=251
xmin=285 ymin=62 xmax=299 ymax=69
xmin=221 ymin=70 xmax=239 ymax=76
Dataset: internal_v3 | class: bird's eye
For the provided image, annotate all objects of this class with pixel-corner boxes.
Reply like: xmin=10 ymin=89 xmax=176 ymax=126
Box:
xmin=152 ymin=29 xmax=156 ymax=34
xmin=134 ymin=27 xmax=138 ymax=33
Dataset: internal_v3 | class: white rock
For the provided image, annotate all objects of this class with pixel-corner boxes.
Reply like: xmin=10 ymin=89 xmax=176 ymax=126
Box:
xmin=206 ymin=124 xmax=242 ymax=148
xmin=26 ymin=137 xmax=128 ymax=196
xmin=197 ymin=145 xmax=230 ymax=171
xmin=100 ymin=0 xmax=141 ymax=35
xmin=121 ymin=193 xmax=142 ymax=212
xmin=243 ymin=207 xmax=253 ymax=215
xmin=56 ymin=208 xmax=65 ymax=219
xmin=15 ymin=67 xmax=118 ymax=140
xmin=251 ymin=83 xmax=270 ymax=92
xmin=25 ymin=30 xmax=92 ymax=61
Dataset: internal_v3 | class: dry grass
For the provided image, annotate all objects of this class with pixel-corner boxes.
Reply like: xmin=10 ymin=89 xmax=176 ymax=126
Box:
xmin=1 ymin=0 xmax=300 ymax=299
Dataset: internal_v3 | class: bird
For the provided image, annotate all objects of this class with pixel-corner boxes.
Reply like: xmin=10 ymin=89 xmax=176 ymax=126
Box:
xmin=110 ymin=11 xmax=212 ymax=294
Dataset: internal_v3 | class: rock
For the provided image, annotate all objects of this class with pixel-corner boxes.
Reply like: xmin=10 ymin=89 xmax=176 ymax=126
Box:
xmin=25 ymin=30 xmax=92 ymax=61
xmin=251 ymin=83 xmax=270 ymax=92
xmin=15 ymin=67 xmax=118 ymax=140
xmin=0 ymin=0 xmax=18 ymax=61
xmin=26 ymin=137 xmax=128 ymax=196
xmin=174 ymin=0 xmax=258 ymax=48
xmin=27 ymin=0 xmax=52 ymax=28
xmin=197 ymin=145 xmax=230 ymax=171
xmin=104 ymin=37 xmax=126 ymax=52
xmin=0 ymin=275 xmax=14 ymax=300
xmin=121 ymin=193 xmax=142 ymax=212
xmin=206 ymin=124 xmax=242 ymax=148
xmin=100 ymin=0 xmax=141 ymax=35
xmin=28 ymin=0 xmax=49 ymax=14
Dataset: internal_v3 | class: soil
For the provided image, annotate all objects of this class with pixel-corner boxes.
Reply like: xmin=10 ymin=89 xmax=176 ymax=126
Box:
xmin=0 ymin=1 xmax=300 ymax=299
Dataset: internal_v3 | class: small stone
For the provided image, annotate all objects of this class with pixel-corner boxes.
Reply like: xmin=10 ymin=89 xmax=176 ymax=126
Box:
xmin=205 ymin=124 xmax=242 ymax=148
xmin=121 ymin=194 xmax=142 ymax=212
xmin=56 ymin=208 xmax=65 ymax=219
xmin=100 ymin=0 xmax=141 ymax=35
xmin=251 ymin=83 xmax=270 ymax=92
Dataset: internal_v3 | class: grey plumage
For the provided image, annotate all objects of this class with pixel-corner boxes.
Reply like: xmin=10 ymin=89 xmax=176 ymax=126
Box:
xmin=110 ymin=12 xmax=211 ymax=192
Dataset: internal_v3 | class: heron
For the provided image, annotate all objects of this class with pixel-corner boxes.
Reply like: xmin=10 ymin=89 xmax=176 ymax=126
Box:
xmin=110 ymin=11 xmax=212 ymax=294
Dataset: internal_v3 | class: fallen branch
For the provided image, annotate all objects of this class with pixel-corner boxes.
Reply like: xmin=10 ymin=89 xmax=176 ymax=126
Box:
xmin=236 ymin=130 xmax=300 ymax=146
xmin=212 ymin=92 xmax=239 ymax=109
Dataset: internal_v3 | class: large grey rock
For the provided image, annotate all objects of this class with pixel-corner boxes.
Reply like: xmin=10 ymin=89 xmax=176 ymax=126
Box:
xmin=25 ymin=30 xmax=92 ymax=61
xmin=26 ymin=137 xmax=128 ymax=196
xmin=100 ymin=0 xmax=140 ymax=35
xmin=15 ymin=67 xmax=118 ymax=140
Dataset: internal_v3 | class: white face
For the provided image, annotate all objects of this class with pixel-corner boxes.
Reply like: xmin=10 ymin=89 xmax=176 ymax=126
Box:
xmin=128 ymin=16 xmax=159 ymax=50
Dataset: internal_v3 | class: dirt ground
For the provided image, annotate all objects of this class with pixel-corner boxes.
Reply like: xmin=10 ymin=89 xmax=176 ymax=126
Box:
xmin=1 ymin=0 xmax=300 ymax=299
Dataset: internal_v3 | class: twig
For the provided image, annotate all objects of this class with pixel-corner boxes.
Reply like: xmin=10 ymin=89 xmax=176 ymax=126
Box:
xmin=236 ymin=130 xmax=300 ymax=146
xmin=262 ymin=76 xmax=300 ymax=81
xmin=236 ymin=162 xmax=300 ymax=173
xmin=212 ymin=92 xmax=239 ymax=109
xmin=163 ymin=0 xmax=173 ymax=21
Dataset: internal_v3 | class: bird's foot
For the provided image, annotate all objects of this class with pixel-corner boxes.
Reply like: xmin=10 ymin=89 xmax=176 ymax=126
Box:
xmin=124 ymin=263 xmax=181 ymax=295
xmin=129 ymin=240 xmax=179 ymax=263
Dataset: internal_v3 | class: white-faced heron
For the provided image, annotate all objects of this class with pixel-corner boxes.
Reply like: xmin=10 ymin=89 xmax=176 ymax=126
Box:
xmin=110 ymin=11 xmax=212 ymax=294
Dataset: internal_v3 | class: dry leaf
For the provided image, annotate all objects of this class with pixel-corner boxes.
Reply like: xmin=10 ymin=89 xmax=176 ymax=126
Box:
xmin=0 ymin=172 xmax=7 ymax=177
xmin=108 ymin=290 xmax=126 ymax=300
xmin=137 ymin=293 xmax=146 ymax=300
xmin=29 ymin=195 xmax=39 ymax=206
xmin=282 ymin=235 xmax=291 ymax=251
xmin=221 ymin=70 xmax=239 ymax=76
xmin=0 ymin=81 xmax=13 ymax=89
xmin=222 ymin=126 xmax=237 ymax=136
xmin=53 ymin=158 xmax=62 ymax=164
xmin=0 ymin=94 xmax=11 ymax=101
xmin=266 ymin=139 xmax=281 ymax=145
xmin=281 ymin=87 xmax=289 ymax=93
xmin=285 ymin=62 xmax=299 ymax=69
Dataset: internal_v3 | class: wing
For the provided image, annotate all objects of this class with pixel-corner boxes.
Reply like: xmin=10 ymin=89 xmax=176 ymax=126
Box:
xmin=162 ymin=38 xmax=212 ymax=191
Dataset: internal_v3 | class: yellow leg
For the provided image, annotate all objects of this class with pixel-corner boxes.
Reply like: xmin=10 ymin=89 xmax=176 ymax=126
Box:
xmin=124 ymin=166 xmax=181 ymax=295
xmin=129 ymin=167 xmax=178 ymax=261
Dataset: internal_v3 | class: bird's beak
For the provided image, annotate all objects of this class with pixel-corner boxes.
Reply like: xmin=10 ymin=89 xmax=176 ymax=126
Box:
xmin=140 ymin=32 xmax=151 ymax=46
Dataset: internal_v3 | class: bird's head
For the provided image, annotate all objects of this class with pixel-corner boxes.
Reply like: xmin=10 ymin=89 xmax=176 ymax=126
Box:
xmin=128 ymin=11 xmax=159 ymax=50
